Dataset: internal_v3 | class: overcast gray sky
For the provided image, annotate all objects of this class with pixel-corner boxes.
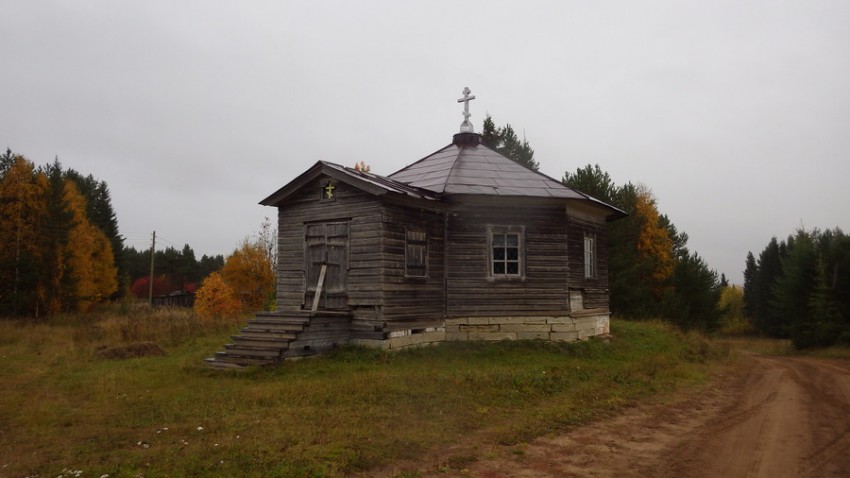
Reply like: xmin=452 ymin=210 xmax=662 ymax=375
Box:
xmin=3 ymin=0 xmax=849 ymax=284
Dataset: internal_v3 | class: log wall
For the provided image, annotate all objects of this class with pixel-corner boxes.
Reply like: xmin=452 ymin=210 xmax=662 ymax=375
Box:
xmin=378 ymin=203 xmax=445 ymax=325
xmin=566 ymin=209 xmax=610 ymax=310
xmin=275 ymin=176 xmax=383 ymax=315
xmin=273 ymin=179 xmax=612 ymax=333
xmin=444 ymin=200 xmax=571 ymax=317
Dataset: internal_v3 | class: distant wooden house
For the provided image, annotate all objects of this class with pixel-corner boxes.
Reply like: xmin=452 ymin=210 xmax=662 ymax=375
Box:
xmin=207 ymin=90 xmax=625 ymax=367
xmin=152 ymin=291 xmax=195 ymax=308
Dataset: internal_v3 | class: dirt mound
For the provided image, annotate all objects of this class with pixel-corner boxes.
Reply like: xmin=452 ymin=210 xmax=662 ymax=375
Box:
xmin=96 ymin=342 xmax=167 ymax=360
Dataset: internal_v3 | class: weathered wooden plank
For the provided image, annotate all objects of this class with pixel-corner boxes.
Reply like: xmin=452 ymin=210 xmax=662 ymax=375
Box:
xmin=222 ymin=345 xmax=284 ymax=358
xmin=296 ymin=329 xmax=352 ymax=341
xmin=231 ymin=336 xmax=293 ymax=349
xmin=211 ymin=353 xmax=276 ymax=366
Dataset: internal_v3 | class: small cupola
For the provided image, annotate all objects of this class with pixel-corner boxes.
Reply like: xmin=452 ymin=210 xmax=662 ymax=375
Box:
xmin=453 ymin=86 xmax=482 ymax=147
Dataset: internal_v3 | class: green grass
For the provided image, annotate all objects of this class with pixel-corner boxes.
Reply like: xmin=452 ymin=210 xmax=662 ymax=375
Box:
xmin=0 ymin=311 xmax=728 ymax=478
xmin=727 ymin=337 xmax=850 ymax=360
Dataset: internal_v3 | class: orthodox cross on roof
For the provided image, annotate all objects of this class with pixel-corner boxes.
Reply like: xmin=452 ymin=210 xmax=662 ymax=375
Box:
xmin=457 ymin=87 xmax=476 ymax=133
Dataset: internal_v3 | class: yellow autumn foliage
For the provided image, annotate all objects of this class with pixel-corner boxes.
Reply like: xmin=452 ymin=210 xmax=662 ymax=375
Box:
xmin=193 ymin=271 xmax=242 ymax=320
xmin=1 ymin=155 xmax=119 ymax=315
xmin=633 ymin=185 xmax=675 ymax=284
xmin=0 ymin=156 xmax=49 ymax=266
xmin=221 ymin=238 xmax=275 ymax=312
xmin=0 ymin=157 xmax=51 ymax=313
xmin=63 ymin=180 xmax=118 ymax=311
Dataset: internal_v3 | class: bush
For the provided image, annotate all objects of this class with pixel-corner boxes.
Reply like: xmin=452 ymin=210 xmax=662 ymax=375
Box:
xmin=193 ymin=272 xmax=242 ymax=321
xmin=221 ymin=238 xmax=275 ymax=312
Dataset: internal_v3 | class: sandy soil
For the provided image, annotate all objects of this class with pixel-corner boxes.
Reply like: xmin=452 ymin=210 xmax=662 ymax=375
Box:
xmin=379 ymin=354 xmax=850 ymax=477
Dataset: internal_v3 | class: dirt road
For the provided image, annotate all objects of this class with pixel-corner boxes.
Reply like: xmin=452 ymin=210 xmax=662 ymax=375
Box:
xmin=416 ymin=354 xmax=850 ymax=477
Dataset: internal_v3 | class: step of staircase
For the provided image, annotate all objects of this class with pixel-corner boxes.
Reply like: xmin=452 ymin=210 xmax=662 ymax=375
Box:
xmin=205 ymin=313 xmax=309 ymax=367
xmin=207 ymin=353 xmax=278 ymax=366
xmin=222 ymin=344 xmax=284 ymax=357
xmin=237 ymin=330 xmax=298 ymax=340
xmin=230 ymin=335 xmax=295 ymax=349
xmin=205 ymin=310 xmax=352 ymax=368
xmin=241 ymin=322 xmax=305 ymax=333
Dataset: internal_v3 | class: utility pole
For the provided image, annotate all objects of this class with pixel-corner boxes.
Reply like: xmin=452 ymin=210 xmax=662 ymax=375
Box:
xmin=149 ymin=230 xmax=156 ymax=305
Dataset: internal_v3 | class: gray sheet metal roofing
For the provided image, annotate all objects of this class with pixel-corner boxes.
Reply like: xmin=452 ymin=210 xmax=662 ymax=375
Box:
xmin=261 ymin=134 xmax=626 ymax=220
xmin=259 ymin=160 xmax=439 ymax=206
xmin=388 ymin=136 xmax=626 ymax=219
xmin=389 ymin=142 xmax=582 ymax=198
xmin=321 ymin=162 xmax=440 ymax=200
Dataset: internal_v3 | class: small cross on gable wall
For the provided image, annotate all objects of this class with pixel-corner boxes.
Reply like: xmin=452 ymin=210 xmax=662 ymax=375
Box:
xmin=322 ymin=180 xmax=336 ymax=200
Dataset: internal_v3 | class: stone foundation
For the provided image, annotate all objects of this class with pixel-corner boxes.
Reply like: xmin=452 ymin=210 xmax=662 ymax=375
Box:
xmin=351 ymin=326 xmax=446 ymax=350
xmin=446 ymin=312 xmax=609 ymax=342
xmin=351 ymin=312 xmax=610 ymax=351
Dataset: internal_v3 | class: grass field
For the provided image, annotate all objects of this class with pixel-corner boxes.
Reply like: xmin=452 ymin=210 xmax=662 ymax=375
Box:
xmin=0 ymin=308 xmax=729 ymax=478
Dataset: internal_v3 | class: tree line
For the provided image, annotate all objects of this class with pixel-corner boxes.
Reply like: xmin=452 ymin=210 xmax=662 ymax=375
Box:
xmin=744 ymin=228 xmax=850 ymax=348
xmin=486 ymin=116 xmax=850 ymax=343
xmin=123 ymin=244 xmax=224 ymax=298
xmin=0 ymin=148 xmax=238 ymax=317
xmin=563 ymin=165 xmax=722 ymax=330
xmin=0 ymin=150 xmax=122 ymax=316
xmin=483 ymin=117 xmax=724 ymax=331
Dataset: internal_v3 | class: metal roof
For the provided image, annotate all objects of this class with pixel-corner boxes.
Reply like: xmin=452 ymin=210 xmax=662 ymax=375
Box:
xmin=388 ymin=134 xmax=626 ymax=220
xmin=388 ymin=141 xmax=585 ymax=198
xmin=259 ymin=160 xmax=439 ymax=207
xmin=261 ymin=134 xmax=626 ymax=221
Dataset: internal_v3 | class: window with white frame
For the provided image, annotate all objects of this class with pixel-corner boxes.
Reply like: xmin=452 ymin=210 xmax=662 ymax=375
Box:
xmin=489 ymin=226 xmax=524 ymax=278
xmin=584 ymin=234 xmax=596 ymax=278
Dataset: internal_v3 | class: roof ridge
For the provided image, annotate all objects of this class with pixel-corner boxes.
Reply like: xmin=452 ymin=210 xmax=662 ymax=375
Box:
xmin=441 ymin=144 xmax=468 ymax=194
xmin=388 ymin=143 xmax=455 ymax=178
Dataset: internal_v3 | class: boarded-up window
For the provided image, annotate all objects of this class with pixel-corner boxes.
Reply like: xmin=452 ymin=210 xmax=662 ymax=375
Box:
xmin=584 ymin=234 xmax=596 ymax=278
xmin=489 ymin=226 xmax=524 ymax=278
xmin=405 ymin=229 xmax=428 ymax=277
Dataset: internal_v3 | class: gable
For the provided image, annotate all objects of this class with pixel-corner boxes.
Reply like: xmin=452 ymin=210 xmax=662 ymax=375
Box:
xmin=260 ymin=160 xmax=439 ymax=207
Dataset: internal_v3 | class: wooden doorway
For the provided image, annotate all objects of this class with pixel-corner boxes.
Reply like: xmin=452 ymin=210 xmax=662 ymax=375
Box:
xmin=304 ymin=222 xmax=349 ymax=310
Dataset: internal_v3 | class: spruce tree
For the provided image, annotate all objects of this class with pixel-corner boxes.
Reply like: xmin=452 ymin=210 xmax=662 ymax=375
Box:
xmin=562 ymin=164 xmax=617 ymax=204
xmin=752 ymin=237 xmax=785 ymax=336
xmin=480 ymin=115 xmax=539 ymax=171
xmin=794 ymin=254 xmax=843 ymax=348
xmin=743 ymin=251 xmax=758 ymax=319
xmin=773 ymin=230 xmax=818 ymax=340
xmin=41 ymin=159 xmax=75 ymax=313
xmin=0 ymin=148 xmax=15 ymax=177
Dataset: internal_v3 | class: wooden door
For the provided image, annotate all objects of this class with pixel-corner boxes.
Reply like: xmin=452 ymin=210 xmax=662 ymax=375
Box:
xmin=304 ymin=222 xmax=349 ymax=309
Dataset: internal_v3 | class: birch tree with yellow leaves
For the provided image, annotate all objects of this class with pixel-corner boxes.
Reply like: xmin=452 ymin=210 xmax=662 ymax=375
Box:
xmin=63 ymin=179 xmax=118 ymax=311
xmin=0 ymin=153 xmax=50 ymax=315
xmin=633 ymin=184 xmax=675 ymax=294
xmin=0 ymin=151 xmax=119 ymax=316
xmin=194 ymin=220 xmax=276 ymax=319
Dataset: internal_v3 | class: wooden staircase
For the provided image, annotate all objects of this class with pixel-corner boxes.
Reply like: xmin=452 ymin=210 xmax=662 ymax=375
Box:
xmin=205 ymin=310 xmax=352 ymax=368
